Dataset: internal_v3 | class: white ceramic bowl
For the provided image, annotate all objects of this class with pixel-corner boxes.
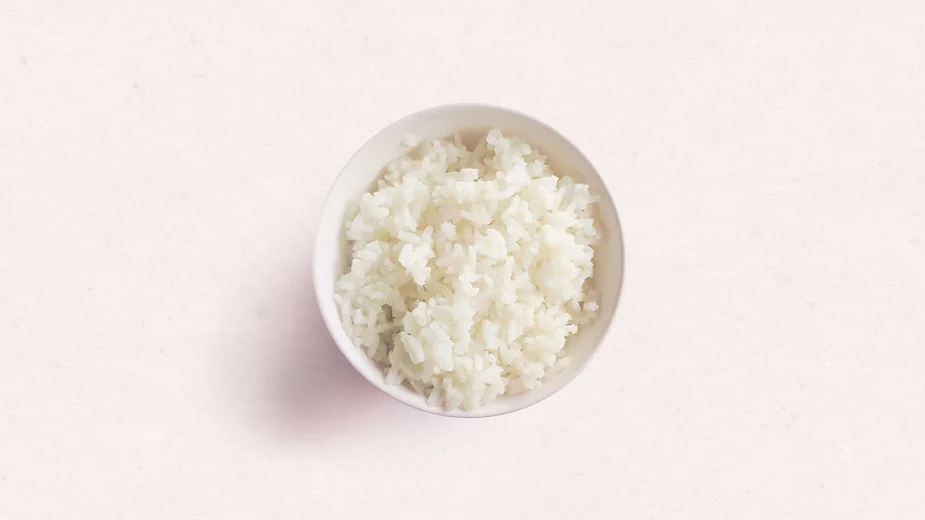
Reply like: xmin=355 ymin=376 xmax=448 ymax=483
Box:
xmin=314 ymin=104 xmax=624 ymax=418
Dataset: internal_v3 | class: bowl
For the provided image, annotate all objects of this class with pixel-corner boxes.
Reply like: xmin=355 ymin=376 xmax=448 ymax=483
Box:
xmin=313 ymin=103 xmax=624 ymax=418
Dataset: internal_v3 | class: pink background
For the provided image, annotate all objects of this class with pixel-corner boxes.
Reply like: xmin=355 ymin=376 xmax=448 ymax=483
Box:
xmin=2 ymin=1 xmax=924 ymax=518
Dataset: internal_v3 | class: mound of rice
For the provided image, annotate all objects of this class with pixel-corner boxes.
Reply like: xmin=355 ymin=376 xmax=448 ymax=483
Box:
xmin=334 ymin=129 xmax=599 ymax=410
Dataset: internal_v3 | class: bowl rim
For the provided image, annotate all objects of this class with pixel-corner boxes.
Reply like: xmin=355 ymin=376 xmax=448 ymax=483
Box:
xmin=313 ymin=102 xmax=626 ymax=418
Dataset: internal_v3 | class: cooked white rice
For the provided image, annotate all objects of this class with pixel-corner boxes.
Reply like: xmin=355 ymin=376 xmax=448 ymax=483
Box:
xmin=334 ymin=129 xmax=599 ymax=410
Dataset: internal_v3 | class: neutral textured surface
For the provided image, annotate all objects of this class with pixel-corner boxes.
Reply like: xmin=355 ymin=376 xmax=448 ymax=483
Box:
xmin=1 ymin=1 xmax=923 ymax=518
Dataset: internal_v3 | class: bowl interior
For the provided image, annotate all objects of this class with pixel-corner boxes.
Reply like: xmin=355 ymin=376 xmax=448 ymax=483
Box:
xmin=314 ymin=104 xmax=624 ymax=417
